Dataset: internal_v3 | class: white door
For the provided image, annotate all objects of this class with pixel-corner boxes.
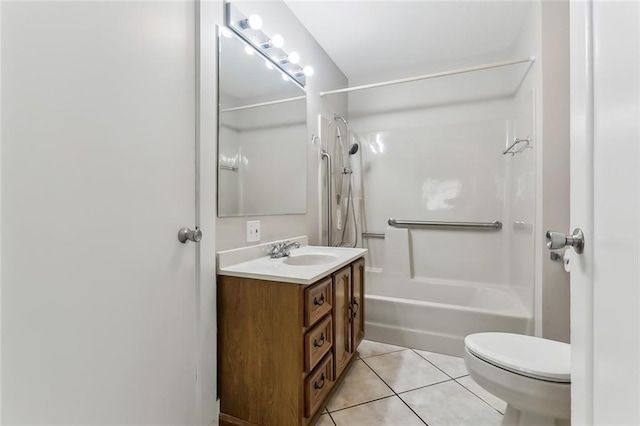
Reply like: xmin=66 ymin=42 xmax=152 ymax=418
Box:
xmin=1 ymin=2 xmax=200 ymax=423
xmin=570 ymin=2 xmax=639 ymax=424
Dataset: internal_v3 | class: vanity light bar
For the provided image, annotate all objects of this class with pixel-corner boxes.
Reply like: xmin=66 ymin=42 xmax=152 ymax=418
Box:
xmin=225 ymin=2 xmax=311 ymax=87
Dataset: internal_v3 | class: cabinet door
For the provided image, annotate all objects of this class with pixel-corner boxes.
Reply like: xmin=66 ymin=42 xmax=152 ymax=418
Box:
xmin=351 ymin=258 xmax=365 ymax=351
xmin=332 ymin=266 xmax=352 ymax=378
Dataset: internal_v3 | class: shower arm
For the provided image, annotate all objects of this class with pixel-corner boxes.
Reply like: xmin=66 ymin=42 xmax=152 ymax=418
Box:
xmin=320 ymin=150 xmax=333 ymax=246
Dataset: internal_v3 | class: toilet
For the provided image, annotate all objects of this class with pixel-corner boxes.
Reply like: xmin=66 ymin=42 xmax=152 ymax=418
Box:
xmin=463 ymin=332 xmax=571 ymax=426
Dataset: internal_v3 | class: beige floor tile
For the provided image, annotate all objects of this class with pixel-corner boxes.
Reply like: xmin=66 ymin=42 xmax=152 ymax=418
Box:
xmin=326 ymin=360 xmax=394 ymax=411
xmin=363 ymin=349 xmax=449 ymax=393
xmin=456 ymin=376 xmax=507 ymax=414
xmin=413 ymin=349 xmax=468 ymax=378
xmin=357 ymin=340 xmax=406 ymax=359
xmin=401 ymin=380 xmax=502 ymax=426
xmin=331 ymin=396 xmax=424 ymax=426
xmin=316 ymin=413 xmax=335 ymax=426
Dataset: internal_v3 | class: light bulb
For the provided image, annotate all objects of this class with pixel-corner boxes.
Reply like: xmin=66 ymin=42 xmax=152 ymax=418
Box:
xmin=288 ymin=51 xmax=300 ymax=64
xmin=303 ymin=66 xmax=314 ymax=77
xmin=265 ymin=61 xmax=274 ymax=70
xmin=244 ymin=46 xmax=254 ymax=55
xmin=220 ymin=27 xmax=232 ymax=38
xmin=271 ymin=34 xmax=284 ymax=48
xmin=248 ymin=14 xmax=262 ymax=30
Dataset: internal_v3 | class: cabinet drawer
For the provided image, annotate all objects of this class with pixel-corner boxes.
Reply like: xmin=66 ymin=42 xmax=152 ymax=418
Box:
xmin=304 ymin=278 xmax=332 ymax=327
xmin=304 ymin=353 xmax=334 ymax=418
xmin=305 ymin=315 xmax=333 ymax=372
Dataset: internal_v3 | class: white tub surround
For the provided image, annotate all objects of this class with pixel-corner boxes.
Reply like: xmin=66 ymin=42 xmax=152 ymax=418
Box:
xmin=217 ymin=236 xmax=367 ymax=285
xmin=382 ymin=227 xmax=411 ymax=277
xmin=365 ymin=271 xmax=532 ymax=357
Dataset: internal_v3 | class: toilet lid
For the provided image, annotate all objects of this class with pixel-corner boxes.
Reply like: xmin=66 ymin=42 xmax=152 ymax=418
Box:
xmin=465 ymin=332 xmax=571 ymax=383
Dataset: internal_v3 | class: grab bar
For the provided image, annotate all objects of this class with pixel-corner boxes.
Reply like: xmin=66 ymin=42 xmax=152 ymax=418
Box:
xmin=362 ymin=232 xmax=385 ymax=239
xmin=321 ymin=150 xmax=333 ymax=245
xmin=388 ymin=218 xmax=503 ymax=231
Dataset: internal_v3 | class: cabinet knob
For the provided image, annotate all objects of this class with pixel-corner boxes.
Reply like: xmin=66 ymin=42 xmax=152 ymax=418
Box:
xmin=351 ymin=299 xmax=359 ymax=317
xmin=313 ymin=373 xmax=325 ymax=390
xmin=313 ymin=294 xmax=325 ymax=306
xmin=313 ymin=333 xmax=326 ymax=348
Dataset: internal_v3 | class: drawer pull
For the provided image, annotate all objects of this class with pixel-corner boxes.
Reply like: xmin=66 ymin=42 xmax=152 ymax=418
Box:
xmin=313 ymin=373 xmax=325 ymax=390
xmin=313 ymin=294 xmax=325 ymax=306
xmin=313 ymin=333 xmax=325 ymax=348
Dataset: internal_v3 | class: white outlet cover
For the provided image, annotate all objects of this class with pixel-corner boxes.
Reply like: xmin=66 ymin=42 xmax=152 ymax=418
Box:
xmin=247 ymin=220 xmax=261 ymax=242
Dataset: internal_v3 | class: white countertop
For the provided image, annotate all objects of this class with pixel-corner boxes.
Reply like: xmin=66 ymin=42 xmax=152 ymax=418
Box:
xmin=217 ymin=237 xmax=367 ymax=285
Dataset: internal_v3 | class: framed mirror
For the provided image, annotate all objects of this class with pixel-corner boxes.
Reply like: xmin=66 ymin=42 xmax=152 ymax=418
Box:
xmin=217 ymin=26 xmax=307 ymax=217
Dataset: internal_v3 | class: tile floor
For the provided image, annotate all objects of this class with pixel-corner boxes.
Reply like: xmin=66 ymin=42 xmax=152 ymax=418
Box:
xmin=317 ymin=340 xmax=507 ymax=426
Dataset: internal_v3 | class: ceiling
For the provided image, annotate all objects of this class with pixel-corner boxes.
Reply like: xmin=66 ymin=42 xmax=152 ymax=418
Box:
xmin=284 ymin=1 xmax=532 ymax=83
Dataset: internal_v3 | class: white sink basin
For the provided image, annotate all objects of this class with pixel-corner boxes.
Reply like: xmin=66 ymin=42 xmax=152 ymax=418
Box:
xmin=217 ymin=238 xmax=367 ymax=285
xmin=283 ymin=254 xmax=338 ymax=266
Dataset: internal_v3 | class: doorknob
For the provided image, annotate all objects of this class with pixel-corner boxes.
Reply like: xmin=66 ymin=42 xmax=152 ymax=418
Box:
xmin=546 ymin=228 xmax=584 ymax=254
xmin=178 ymin=227 xmax=202 ymax=243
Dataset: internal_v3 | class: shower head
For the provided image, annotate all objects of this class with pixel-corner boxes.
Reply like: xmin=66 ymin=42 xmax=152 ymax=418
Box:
xmin=334 ymin=114 xmax=348 ymax=126
xmin=349 ymin=143 xmax=359 ymax=155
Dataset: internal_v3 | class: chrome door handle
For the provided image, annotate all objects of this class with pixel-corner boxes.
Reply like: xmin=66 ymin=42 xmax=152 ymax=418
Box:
xmin=178 ymin=227 xmax=202 ymax=243
xmin=546 ymin=228 xmax=584 ymax=254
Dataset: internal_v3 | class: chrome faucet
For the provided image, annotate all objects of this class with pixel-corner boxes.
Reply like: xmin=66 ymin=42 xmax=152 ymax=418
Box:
xmin=267 ymin=240 xmax=301 ymax=258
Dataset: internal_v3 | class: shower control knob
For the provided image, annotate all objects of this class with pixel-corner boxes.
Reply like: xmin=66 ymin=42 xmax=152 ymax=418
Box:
xmin=546 ymin=228 xmax=584 ymax=254
xmin=178 ymin=227 xmax=202 ymax=244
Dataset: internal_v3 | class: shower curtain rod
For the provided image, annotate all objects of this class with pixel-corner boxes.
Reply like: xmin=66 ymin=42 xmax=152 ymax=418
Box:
xmin=319 ymin=56 xmax=536 ymax=96
xmin=220 ymin=95 xmax=306 ymax=113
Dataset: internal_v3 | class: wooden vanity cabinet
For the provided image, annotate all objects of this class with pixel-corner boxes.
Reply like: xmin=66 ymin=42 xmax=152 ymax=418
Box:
xmin=218 ymin=257 xmax=365 ymax=426
xmin=332 ymin=266 xmax=352 ymax=379
xmin=332 ymin=258 xmax=366 ymax=380
xmin=351 ymin=257 xmax=365 ymax=350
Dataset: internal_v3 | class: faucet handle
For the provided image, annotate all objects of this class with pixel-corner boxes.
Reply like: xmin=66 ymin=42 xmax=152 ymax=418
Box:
xmin=267 ymin=241 xmax=287 ymax=258
xmin=266 ymin=242 xmax=280 ymax=254
xmin=266 ymin=240 xmax=300 ymax=258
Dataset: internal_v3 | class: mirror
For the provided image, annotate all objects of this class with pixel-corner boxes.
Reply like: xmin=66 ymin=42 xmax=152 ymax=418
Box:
xmin=217 ymin=27 xmax=307 ymax=217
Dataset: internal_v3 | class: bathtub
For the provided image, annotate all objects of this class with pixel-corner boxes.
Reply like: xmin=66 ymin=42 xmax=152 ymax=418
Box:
xmin=364 ymin=269 xmax=532 ymax=357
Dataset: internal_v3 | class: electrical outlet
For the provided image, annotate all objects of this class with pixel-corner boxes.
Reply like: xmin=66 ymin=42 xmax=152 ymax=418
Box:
xmin=247 ymin=220 xmax=261 ymax=242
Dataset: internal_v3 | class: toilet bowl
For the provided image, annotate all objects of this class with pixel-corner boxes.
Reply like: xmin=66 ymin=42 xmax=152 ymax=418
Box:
xmin=463 ymin=332 xmax=571 ymax=426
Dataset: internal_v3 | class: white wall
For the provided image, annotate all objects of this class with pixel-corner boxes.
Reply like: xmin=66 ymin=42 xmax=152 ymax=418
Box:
xmin=215 ymin=0 xmax=348 ymax=251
